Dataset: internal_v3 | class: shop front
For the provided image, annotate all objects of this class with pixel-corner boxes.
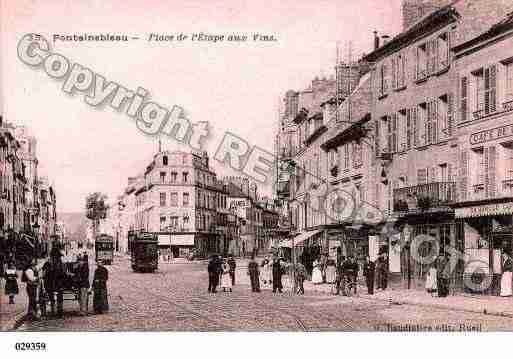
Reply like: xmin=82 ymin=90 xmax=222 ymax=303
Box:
xmin=455 ymin=199 xmax=513 ymax=295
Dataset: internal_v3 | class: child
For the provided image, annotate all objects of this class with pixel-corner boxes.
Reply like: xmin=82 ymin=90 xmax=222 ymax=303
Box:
xmin=425 ymin=264 xmax=437 ymax=296
xmin=5 ymin=261 xmax=19 ymax=304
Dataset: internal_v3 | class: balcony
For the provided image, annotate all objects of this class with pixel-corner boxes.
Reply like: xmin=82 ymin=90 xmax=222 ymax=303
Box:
xmin=393 ymin=182 xmax=456 ymax=214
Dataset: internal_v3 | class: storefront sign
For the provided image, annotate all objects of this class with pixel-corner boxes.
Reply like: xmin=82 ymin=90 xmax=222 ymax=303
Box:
xmin=469 ymin=124 xmax=513 ymax=145
xmin=455 ymin=202 xmax=513 ymax=218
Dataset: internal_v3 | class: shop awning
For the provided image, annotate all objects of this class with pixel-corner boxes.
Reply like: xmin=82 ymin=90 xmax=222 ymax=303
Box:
xmin=455 ymin=201 xmax=513 ymax=219
xmin=279 ymin=229 xmax=322 ymax=248
xmin=171 ymin=234 xmax=195 ymax=246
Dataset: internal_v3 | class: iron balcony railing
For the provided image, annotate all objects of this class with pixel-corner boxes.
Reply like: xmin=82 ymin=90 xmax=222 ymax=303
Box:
xmin=393 ymin=181 xmax=457 ymax=213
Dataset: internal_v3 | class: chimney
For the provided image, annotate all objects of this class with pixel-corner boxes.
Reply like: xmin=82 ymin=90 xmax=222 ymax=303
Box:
xmin=381 ymin=35 xmax=390 ymax=46
xmin=373 ymin=31 xmax=380 ymax=50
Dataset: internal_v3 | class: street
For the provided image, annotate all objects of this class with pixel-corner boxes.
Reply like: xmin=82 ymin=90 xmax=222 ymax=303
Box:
xmin=17 ymin=257 xmax=513 ymax=332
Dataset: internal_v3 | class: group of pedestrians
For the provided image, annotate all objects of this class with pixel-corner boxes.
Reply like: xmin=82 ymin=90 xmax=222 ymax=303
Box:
xmin=207 ymin=254 xmax=236 ymax=293
xmin=247 ymin=255 xmax=288 ymax=293
xmin=1 ymin=246 xmax=109 ymax=321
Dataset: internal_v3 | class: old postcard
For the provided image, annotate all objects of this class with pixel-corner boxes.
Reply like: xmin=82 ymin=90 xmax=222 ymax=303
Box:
xmin=1 ymin=0 xmax=513 ymax=355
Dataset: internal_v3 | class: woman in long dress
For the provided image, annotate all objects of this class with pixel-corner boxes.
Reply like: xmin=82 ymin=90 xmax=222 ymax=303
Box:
xmin=260 ymin=258 xmax=271 ymax=288
xmin=325 ymin=259 xmax=337 ymax=284
xmin=220 ymin=260 xmax=232 ymax=292
xmin=500 ymin=253 xmax=512 ymax=297
xmin=93 ymin=261 xmax=109 ymax=314
xmin=311 ymin=259 xmax=323 ymax=285
xmin=4 ymin=261 xmax=19 ymax=304
xmin=425 ymin=264 xmax=437 ymax=297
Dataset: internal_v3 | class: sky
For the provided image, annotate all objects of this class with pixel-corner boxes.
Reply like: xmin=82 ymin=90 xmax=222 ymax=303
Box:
xmin=1 ymin=0 xmax=402 ymax=213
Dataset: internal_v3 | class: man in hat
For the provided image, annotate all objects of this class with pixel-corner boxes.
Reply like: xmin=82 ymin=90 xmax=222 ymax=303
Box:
xmin=227 ymin=254 xmax=236 ymax=286
xmin=436 ymin=252 xmax=450 ymax=297
xmin=207 ymin=255 xmax=220 ymax=293
xmin=247 ymin=254 xmax=260 ymax=293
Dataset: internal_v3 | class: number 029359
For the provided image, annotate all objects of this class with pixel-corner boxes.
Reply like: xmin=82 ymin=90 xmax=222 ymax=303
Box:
xmin=14 ymin=342 xmax=47 ymax=351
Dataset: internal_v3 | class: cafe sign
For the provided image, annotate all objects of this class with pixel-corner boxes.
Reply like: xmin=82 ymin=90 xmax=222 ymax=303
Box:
xmin=470 ymin=124 xmax=513 ymax=145
xmin=455 ymin=201 xmax=513 ymax=218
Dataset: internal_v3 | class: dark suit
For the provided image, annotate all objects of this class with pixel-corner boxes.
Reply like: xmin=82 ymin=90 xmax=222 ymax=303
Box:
xmin=272 ymin=260 xmax=283 ymax=293
xmin=363 ymin=261 xmax=375 ymax=294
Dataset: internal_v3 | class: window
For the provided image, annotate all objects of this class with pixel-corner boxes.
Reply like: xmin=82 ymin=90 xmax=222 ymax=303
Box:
xmin=160 ymin=216 xmax=166 ymax=230
xmin=438 ymin=94 xmax=454 ymax=140
xmin=343 ymin=143 xmax=350 ymax=170
xmin=471 ymin=148 xmax=485 ymax=192
xmin=460 ymin=76 xmax=468 ymax=123
xmin=352 ymin=142 xmax=363 ymax=168
xmin=183 ymin=192 xmax=189 ymax=206
xmin=416 ymin=43 xmax=427 ymax=80
xmin=379 ymin=63 xmax=389 ymax=96
xmin=163 ymin=156 xmax=168 ymax=166
xmin=374 ymin=120 xmax=381 ymax=157
xmin=183 ymin=215 xmax=189 ymax=225
xmin=427 ymin=99 xmax=438 ymax=144
xmin=392 ymin=53 xmax=407 ymax=89
xmin=387 ymin=114 xmax=398 ymax=153
xmin=398 ymin=110 xmax=408 ymax=152
xmin=170 ymin=216 xmax=179 ymax=229
xmin=472 ymin=65 xmax=497 ymax=117
xmin=438 ymin=32 xmax=450 ymax=69
xmin=170 ymin=172 xmax=177 ymax=183
xmin=182 ymin=172 xmax=188 ymax=183
xmin=417 ymin=103 xmax=428 ymax=147
xmin=406 ymin=108 xmax=415 ymax=150
xmin=506 ymin=63 xmax=513 ymax=101
xmin=417 ymin=168 xmax=428 ymax=184
xmin=170 ymin=192 xmax=178 ymax=207
xmin=160 ymin=172 xmax=166 ymax=183
xmin=329 ymin=149 xmax=338 ymax=169
xmin=160 ymin=192 xmax=166 ymax=207
xmin=427 ymin=38 xmax=438 ymax=74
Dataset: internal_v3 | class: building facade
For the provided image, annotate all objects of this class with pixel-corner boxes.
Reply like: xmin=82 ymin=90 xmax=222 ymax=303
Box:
xmin=452 ymin=13 xmax=513 ymax=294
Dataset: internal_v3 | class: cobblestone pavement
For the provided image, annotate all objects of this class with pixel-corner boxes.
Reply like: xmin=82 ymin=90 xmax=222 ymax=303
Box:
xmin=17 ymin=257 xmax=513 ymax=331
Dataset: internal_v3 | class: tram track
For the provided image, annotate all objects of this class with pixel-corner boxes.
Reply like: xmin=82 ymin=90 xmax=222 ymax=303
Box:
xmin=118 ymin=278 xmax=236 ymax=331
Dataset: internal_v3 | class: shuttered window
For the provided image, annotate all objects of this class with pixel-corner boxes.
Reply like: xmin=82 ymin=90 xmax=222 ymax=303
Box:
xmin=484 ymin=65 xmax=497 ymax=114
xmin=485 ymin=146 xmax=497 ymax=198
xmin=460 ymin=76 xmax=468 ymax=123
xmin=406 ymin=109 xmax=412 ymax=150
xmin=387 ymin=114 xmax=398 ymax=153
xmin=460 ymin=151 xmax=468 ymax=201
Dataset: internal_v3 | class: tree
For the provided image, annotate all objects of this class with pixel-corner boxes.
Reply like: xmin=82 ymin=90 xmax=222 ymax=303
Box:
xmin=85 ymin=192 xmax=109 ymax=242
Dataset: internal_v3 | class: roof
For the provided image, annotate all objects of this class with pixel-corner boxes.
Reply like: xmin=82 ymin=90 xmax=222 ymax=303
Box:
xmin=453 ymin=11 xmax=513 ymax=53
xmin=321 ymin=113 xmax=372 ymax=151
xmin=363 ymin=5 xmax=459 ymax=63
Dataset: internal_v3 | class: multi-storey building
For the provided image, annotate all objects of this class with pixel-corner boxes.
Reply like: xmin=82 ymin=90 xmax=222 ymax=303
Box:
xmin=360 ymin=0 xmax=513 ymax=290
xmin=0 ymin=118 xmax=58 ymax=263
xmin=132 ymin=150 xmax=227 ymax=257
xmin=452 ymin=12 xmax=513 ymax=294
xmin=321 ymin=69 xmax=381 ymax=261
xmin=225 ymin=177 xmax=261 ymax=257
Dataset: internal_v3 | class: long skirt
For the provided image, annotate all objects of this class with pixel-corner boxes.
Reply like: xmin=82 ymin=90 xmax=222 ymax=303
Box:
xmin=500 ymin=271 xmax=512 ymax=297
xmin=93 ymin=287 xmax=109 ymax=313
xmin=425 ymin=270 xmax=437 ymax=293
xmin=325 ymin=266 xmax=336 ymax=284
xmin=221 ymin=273 xmax=232 ymax=289
xmin=311 ymin=267 xmax=323 ymax=284
xmin=5 ymin=278 xmax=19 ymax=295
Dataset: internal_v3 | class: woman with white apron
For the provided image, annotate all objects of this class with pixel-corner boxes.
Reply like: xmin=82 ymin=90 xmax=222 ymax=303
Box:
xmin=311 ymin=259 xmax=323 ymax=285
xmin=425 ymin=264 xmax=437 ymax=296
xmin=500 ymin=253 xmax=512 ymax=297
